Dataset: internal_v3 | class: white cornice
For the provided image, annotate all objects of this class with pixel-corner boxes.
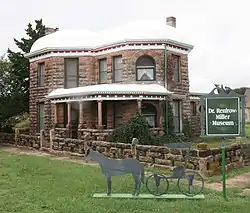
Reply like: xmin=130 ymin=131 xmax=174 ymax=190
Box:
xmin=27 ymin=42 xmax=192 ymax=62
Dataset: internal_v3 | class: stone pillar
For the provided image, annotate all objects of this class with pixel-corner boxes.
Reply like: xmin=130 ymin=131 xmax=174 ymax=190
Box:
xmin=137 ymin=99 xmax=142 ymax=114
xmin=54 ymin=103 xmax=57 ymax=128
xmin=97 ymin=100 xmax=103 ymax=128
xmin=78 ymin=101 xmax=83 ymax=128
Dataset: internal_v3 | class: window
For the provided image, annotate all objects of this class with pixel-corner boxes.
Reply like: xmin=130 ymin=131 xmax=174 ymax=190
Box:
xmin=57 ymin=103 xmax=67 ymax=127
xmin=191 ymin=101 xmax=197 ymax=116
xmin=172 ymin=55 xmax=181 ymax=82
xmin=141 ymin=103 xmax=157 ymax=128
xmin=173 ymin=100 xmax=181 ymax=133
xmin=99 ymin=58 xmax=108 ymax=83
xmin=38 ymin=62 xmax=45 ymax=87
xmin=64 ymin=58 xmax=79 ymax=88
xmin=37 ymin=103 xmax=44 ymax=133
xmin=136 ymin=55 xmax=156 ymax=81
xmin=113 ymin=56 xmax=123 ymax=82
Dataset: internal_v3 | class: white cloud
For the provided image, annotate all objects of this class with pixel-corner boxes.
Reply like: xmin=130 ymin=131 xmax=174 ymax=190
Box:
xmin=0 ymin=0 xmax=249 ymax=92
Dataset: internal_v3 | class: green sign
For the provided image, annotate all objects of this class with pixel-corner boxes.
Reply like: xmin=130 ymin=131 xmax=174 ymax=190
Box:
xmin=205 ymin=97 xmax=240 ymax=136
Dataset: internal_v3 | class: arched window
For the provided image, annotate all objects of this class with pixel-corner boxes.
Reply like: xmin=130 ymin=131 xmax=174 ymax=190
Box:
xmin=141 ymin=103 xmax=157 ymax=128
xmin=136 ymin=55 xmax=156 ymax=81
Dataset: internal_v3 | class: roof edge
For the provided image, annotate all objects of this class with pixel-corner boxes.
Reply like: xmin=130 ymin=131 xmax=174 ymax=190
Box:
xmin=25 ymin=39 xmax=194 ymax=59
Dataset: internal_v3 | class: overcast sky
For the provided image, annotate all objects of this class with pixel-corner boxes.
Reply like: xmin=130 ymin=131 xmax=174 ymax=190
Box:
xmin=0 ymin=0 xmax=249 ymax=92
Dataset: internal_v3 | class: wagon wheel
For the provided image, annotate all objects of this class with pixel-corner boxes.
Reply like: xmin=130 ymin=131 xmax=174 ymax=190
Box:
xmin=177 ymin=171 xmax=204 ymax=197
xmin=146 ymin=174 xmax=169 ymax=196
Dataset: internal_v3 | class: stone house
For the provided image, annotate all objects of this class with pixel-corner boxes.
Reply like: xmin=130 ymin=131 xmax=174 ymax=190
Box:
xmin=25 ymin=16 xmax=202 ymax=146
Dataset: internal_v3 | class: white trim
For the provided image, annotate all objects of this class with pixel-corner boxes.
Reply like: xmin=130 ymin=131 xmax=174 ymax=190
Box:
xmin=51 ymin=96 xmax=166 ymax=103
xmin=46 ymin=83 xmax=172 ymax=99
xmin=190 ymin=96 xmax=200 ymax=100
xmin=28 ymin=44 xmax=189 ymax=62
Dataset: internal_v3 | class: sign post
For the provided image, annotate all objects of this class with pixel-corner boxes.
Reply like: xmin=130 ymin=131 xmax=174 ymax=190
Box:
xmin=200 ymin=85 xmax=245 ymax=201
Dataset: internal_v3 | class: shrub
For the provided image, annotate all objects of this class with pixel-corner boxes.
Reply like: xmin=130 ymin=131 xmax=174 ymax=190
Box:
xmin=108 ymin=111 xmax=155 ymax=145
xmin=0 ymin=112 xmax=30 ymax=133
xmin=108 ymin=110 xmax=191 ymax=146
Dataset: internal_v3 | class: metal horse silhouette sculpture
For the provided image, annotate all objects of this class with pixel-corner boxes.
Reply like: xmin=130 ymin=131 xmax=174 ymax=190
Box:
xmin=85 ymin=148 xmax=145 ymax=196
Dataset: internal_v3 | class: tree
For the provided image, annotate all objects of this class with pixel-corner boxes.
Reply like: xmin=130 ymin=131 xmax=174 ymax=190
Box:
xmin=7 ymin=19 xmax=46 ymax=114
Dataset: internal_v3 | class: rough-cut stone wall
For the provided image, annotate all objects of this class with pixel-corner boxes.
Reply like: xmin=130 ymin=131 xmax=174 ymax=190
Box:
xmin=51 ymin=137 xmax=250 ymax=176
xmin=1 ymin=132 xmax=249 ymax=177
xmin=190 ymin=98 xmax=201 ymax=136
xmin=0 ymin=133 xmax=40 ymax=148
xmin=29 ymin=49 xmax=192 ymax=141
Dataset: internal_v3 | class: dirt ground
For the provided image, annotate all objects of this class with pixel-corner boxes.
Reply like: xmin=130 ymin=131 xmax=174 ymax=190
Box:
xmin=1 ymin=145 xmax=250 ymax=192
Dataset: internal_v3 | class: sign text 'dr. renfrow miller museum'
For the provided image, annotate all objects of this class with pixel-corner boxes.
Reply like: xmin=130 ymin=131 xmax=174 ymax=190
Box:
xmin=205 ymin=97 xmax=240 ymax=136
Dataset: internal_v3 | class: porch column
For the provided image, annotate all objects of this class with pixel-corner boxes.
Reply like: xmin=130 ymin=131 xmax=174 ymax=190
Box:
xmin=66 ymin=102 xmax=71 ymax=128
xmin=137 ymin=99 xmax=142 ymax=114
xmin=158 ymin=100 xmax=163 ymax=128
xmin=97 ymin=100 xmax=103 ymax=128
xmin=53 ymin=103 xmax=57 ymax=128
xmin=78 ymin=101 xmax=83 ymax=128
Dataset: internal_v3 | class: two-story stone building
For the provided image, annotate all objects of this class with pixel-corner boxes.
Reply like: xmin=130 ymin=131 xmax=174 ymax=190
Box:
xmin=25 ymin=16 xmax=201 ymax=145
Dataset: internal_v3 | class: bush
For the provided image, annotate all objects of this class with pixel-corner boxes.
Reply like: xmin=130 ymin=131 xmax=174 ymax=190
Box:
xmin=108 ymin=111 xmax=155 ymax=145
xmin=108 ymin=111 xmax=191 ymax=146
xmin=0 ymin=112 xmax=30 ymax=133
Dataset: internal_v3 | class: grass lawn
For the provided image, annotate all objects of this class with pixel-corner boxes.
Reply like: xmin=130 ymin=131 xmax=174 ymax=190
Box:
xmin=0 ymin=151 xmax=250 ymax=213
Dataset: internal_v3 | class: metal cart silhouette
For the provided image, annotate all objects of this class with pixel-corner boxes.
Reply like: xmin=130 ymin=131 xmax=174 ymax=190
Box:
xmin=146 ymin=142 xmax=204 ymax=197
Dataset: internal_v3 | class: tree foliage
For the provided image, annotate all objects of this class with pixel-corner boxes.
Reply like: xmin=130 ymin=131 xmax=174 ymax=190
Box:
xmin=0 ymin=19 xmax=46 ymax=130
xmin=7 ymin=19 xmax=46 ymax=114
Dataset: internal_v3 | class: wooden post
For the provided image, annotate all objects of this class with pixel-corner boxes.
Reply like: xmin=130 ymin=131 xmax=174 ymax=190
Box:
xmin=67 ymin=102 xmax=71 ymax=127
xmin=54 ymin=103 xmax=57 ymax=127
xmin=78 ymin=101 xmax=83 ymax=128
xmin=66 ymin=102 xmax=71 ymax=138
xmin=97 ymin=100 xmax=103 ymax=128
xmin=137 ymin=99 xmax=142 ymax=114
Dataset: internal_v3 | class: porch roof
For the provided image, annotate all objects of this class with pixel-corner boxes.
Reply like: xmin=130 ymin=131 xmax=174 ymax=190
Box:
xmin=46 ymin=83 xmax=172 ymax=100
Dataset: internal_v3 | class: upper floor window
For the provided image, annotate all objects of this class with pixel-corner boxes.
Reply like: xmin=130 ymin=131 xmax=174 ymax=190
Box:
xmin=64 ymin=58 xmax=79 ymax=89
xmin=99 ymin=58 xmax=108 ymax=83
xmin=37 ymin=62 xmax=45 ymax=87
xmin=141 ymin=103 xmax=157 ymax=128
xmin=136 ymin=55 xmax=156 ymax=81
xmin=191 ymin=101 xmax=197 ymax=116
xmin=113 ymin=56 xmax=123 ymax=82
xmin=173 ymin=100 xmax=181 ymax=133
xmin=172 ymin=55 xmax=181 ymax=82
xmin=37 ymin=103 xmax=44 ymax=133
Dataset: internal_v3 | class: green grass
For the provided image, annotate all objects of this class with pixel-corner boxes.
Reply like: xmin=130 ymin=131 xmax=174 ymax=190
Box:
xmin=1 ymin=152 xmax=250 ymax=213
xmin=245 ymin=124 xmax=250 ymax=138
xmin=204 ymin=166 xmax=250 ymax=183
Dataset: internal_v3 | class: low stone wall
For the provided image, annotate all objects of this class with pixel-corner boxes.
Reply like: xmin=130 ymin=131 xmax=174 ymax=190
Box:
xmin=1 ymin=131 xmax=250 ymax=177
xmin=51 ymin=137 xmax=250 ymax=176
xmin=0 ymin=132 xmax=40 ymax=149
xmin=78 ymin=129 xmax=114 ymax=141
xmin=54 ymin=128 xmax=68 ymax=138
xmin=54 ymin=127 xmax=164 ymax=141
xmin=0 ymin=133 xmax=15 ymax=145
